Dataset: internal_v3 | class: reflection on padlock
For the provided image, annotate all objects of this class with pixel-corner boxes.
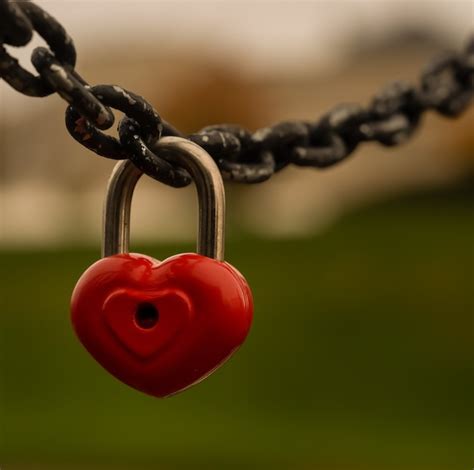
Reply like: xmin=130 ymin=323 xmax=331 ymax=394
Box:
xmin=71 ymin=137 xmax=253 ymax=398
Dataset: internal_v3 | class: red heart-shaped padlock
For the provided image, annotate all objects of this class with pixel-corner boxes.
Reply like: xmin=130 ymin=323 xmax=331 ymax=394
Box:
xmin=71 ymin=252 xmax=253 ymax=397
xmin=71 ymin=137 xmax=254 ymax=397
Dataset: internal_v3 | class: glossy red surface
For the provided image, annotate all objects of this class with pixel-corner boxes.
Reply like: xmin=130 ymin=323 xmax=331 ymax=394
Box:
xmin=71 ymin=253 xmax=253 ymax=397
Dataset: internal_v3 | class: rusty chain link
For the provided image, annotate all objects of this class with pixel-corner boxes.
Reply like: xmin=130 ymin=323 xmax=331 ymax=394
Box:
xmin=1 ymin=0 xmax=473 ymax=186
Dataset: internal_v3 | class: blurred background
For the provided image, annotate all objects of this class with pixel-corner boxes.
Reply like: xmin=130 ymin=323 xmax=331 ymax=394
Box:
xmin=0 ymin=0 xmax=473 ymax=469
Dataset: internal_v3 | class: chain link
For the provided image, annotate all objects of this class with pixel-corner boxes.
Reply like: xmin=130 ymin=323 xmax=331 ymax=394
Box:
xmin=0 ymin=0 xmax=472 ymax=187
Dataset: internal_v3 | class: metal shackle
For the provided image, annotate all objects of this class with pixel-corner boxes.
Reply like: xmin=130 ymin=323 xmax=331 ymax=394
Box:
xmin=102 ymin=136 xmax=226 ymax=261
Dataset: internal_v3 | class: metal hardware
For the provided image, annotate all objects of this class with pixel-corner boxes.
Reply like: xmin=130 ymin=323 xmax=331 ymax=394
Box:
xmin=103 ymin=137 xmax=225 ymax=261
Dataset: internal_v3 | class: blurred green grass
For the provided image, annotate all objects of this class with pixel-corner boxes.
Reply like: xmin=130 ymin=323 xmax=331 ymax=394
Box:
xmin=0 ymin=184 xmax=472 ymax=470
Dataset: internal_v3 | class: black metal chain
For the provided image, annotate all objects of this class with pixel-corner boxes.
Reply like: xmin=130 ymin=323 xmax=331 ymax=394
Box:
xmin=1 ymin=0 xmax=473 ymax=187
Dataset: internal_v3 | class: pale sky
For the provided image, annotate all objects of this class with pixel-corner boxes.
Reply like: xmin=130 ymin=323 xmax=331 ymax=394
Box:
xmin=32 ymin=1 xmax=472 ymax=66
xmin=6 ymin=1 xmax=473 ymax=71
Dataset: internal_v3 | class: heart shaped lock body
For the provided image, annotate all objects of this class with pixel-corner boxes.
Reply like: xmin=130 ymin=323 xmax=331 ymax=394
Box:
xmin=71 ymin=252 xmax=253 ymax=397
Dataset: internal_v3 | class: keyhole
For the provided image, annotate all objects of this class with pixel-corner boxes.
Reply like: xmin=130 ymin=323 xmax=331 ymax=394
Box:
xmin=135 ymin=303 xmax=159 ymax=329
